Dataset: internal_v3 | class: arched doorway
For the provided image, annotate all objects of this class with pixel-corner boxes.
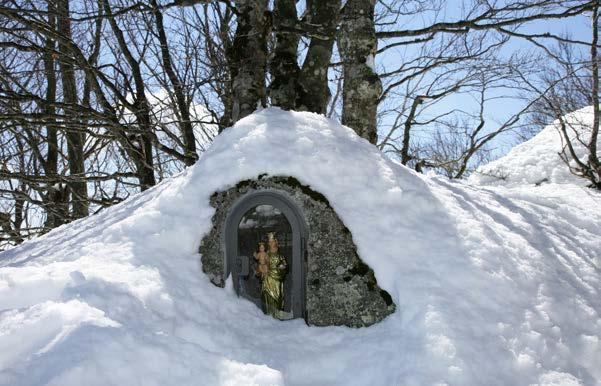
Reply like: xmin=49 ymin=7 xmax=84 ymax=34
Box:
xmin=224 ymin=191 xmax=306 ymax=320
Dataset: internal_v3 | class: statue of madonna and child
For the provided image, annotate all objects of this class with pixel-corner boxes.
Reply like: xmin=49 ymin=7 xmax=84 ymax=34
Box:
xmin=253 ymin=232 xmax=288 ymax=318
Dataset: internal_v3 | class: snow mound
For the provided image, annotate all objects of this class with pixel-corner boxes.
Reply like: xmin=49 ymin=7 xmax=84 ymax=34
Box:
xmin=470 ymin=106 xmax=600 ymax=187
xmin=1 ymin=108 xmax=600 ymax=385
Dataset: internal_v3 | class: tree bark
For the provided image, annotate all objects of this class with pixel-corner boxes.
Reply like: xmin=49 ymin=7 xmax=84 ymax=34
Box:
xmin=229 ymin=0 xmax=268 ymax=123
xmin=297 ymin=0 xmax=340 ymax=114
xmin=268 ymin=0 xmax=301 ymax=110
xmin=56 ymin=0 xmax=89 ymax=218
xmin=339 ymin=0 xmax=381 ymax=144
xmin=267 ymin=0 xmax=339 ymax=114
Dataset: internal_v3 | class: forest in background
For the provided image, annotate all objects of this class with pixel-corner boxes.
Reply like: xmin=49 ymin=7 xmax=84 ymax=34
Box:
xmin=0 ymin=0 xmax=599 ymax=249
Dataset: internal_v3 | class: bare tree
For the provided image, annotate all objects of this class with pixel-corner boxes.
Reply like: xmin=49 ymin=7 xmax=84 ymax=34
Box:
xmin=339 ymin=0 xmax=381 ymax=144
xmin=269 ymin=0 xmax=301 ymax=110
xmin=57 ymin=0 xmax=89 ymax=217
xmin=297 ymin=0 xmax=341 ymax=114
xmin=227 ymin=0 xmax=269 ymax=125
xmin=520 ymin=4 xmax=600 ymax=188
xmin=150 ymin=0 xmax=199 ymax=165
xmin=0 ymin=0 xmax=597 ymax=249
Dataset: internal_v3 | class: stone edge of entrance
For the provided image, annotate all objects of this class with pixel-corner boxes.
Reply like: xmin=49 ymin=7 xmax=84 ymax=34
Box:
xmin=199 ymin=174 xmax=396 ymax=328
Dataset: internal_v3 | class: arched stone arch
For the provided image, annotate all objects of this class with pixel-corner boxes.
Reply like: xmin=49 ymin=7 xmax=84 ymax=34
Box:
xmin=223 ymin=190 xmax=307 ymax=319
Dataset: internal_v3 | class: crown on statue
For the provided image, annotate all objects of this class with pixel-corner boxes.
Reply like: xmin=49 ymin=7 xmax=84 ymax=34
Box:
xmin=267 ymin=232 xmax=277 ymax=242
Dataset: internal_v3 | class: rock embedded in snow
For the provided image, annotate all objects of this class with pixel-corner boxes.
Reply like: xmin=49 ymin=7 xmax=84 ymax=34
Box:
xmin=200 ymin=175 xmax=395 ymax=328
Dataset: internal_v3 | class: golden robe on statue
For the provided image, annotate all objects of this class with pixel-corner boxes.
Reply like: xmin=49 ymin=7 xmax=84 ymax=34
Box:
xmin=262 ymin=252 xmax=287 ymax=317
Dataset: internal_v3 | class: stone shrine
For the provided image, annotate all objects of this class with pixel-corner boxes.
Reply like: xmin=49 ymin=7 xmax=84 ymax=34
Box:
xmin=199 ymin=175 xmax=395 ymax=327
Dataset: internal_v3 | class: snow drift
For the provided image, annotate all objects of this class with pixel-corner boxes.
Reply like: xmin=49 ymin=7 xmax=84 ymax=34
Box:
xmin=470 ymin=106 xmax=601 ymax=187
xmin=0 ymin=108 xmax=600 ymax=386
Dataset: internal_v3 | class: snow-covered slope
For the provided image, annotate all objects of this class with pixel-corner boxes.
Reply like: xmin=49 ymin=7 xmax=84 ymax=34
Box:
xmin=470 ymin=106 xmax=600 ymax=187
xmin=1 ymin=109 xmax=600 ymax=386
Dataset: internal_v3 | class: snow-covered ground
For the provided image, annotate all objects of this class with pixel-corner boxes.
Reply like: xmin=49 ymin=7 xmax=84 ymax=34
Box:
xmin=0 ymin=108 xmax=599 ymax=386
xmin=470 ymin=106 xmax=600 ymax=187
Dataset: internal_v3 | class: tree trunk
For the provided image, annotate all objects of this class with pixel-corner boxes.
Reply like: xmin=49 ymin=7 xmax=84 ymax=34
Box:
xmin=104 ymin=0 xmax=156 ymax=190
xmin=589 ymin=2 xmax=600 ymax=188
xmin=229 ymin=0 xmax=268 ymax=123
xmin=400 ymin=96 xmax=423 ymax=165
xmin=339 ymin=0 xmax=381 ymax=144
xmin=56 ymin=0 xmax=89 ymax=218
xmin=42 ymin=0 xmax=69 ymax=228
xmin=151 ymin=0 xmax=198 ymax=165
xmin=269 ymin=0 xmax=301 ymax=110
xmin=297 ymin=0 xmax=340 ymax=114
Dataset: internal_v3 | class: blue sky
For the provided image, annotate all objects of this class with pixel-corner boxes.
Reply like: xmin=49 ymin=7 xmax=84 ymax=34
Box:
xmin=373 ymin=2 xmax=594 ymax=160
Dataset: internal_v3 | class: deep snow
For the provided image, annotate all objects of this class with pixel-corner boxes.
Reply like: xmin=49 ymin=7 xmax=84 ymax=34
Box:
xmin=469 ymin=106 xmax=600 ymax=187
xmin=0 ymin=108 xmax=600 ymax=386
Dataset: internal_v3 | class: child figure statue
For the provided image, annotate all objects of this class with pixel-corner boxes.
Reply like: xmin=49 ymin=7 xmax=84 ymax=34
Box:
xmin=253 ymin=242 xmax=269 ymax=278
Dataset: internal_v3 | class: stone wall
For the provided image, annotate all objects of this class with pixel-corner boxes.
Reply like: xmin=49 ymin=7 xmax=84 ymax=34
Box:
xmin=199 ymin=175 xmax=395 ymax=327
